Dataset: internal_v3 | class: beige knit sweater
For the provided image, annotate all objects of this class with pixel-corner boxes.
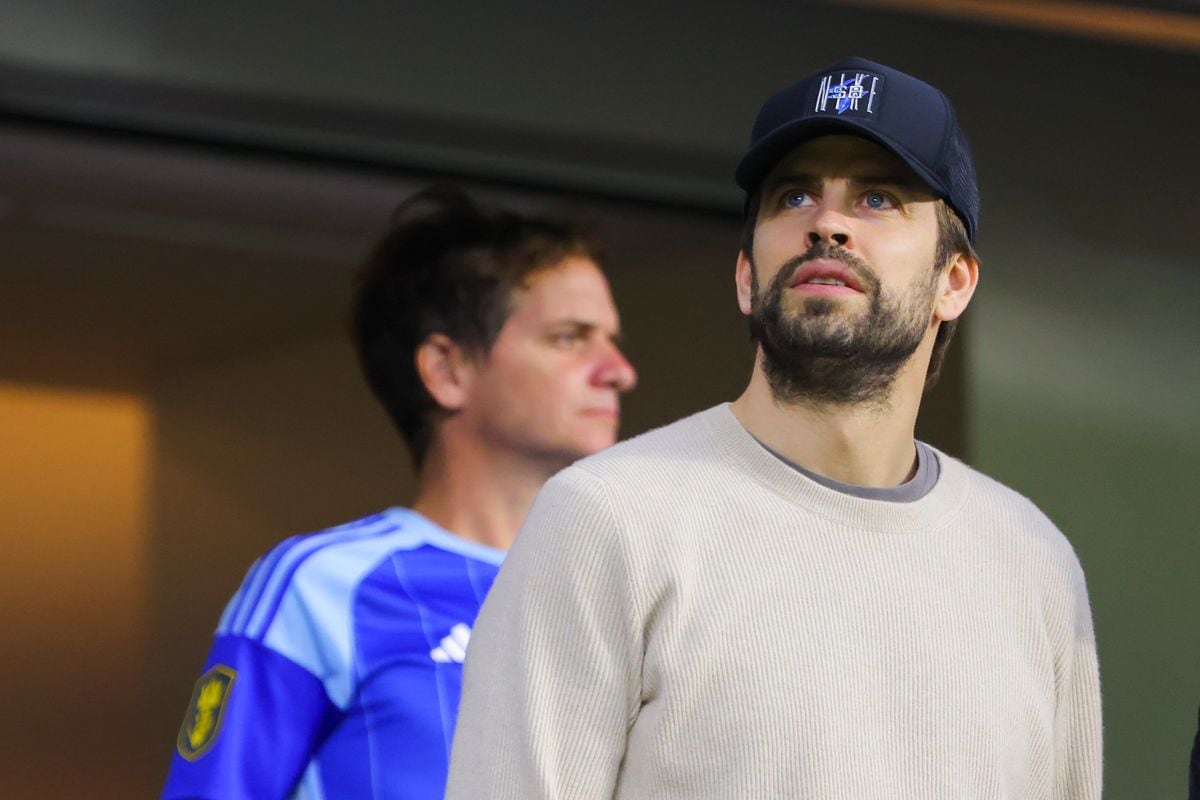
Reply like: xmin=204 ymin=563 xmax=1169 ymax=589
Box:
xmin=447 ymin=404 xmax=1102 ymax=799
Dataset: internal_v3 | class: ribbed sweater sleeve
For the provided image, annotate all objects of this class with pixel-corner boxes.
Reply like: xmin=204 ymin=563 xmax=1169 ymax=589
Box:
xmin=1054 ymin=552 xmax=1103 ymax=797
xmin=446 ymin=468 xmax=641 ymax=799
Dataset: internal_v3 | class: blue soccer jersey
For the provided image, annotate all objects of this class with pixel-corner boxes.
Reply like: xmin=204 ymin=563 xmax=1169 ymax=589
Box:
xmin=161 ymin=508 xmax=504 ymax=800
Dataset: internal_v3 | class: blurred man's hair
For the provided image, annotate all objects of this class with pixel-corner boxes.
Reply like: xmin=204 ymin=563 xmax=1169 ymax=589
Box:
xmin=351 ymin=185 xmax=604 ymax=466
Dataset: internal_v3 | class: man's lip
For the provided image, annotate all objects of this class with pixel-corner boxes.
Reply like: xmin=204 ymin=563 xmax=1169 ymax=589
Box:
xmin=789 ymin=259 xmax=865 ymax=293
xmin=581 ymin=407 xmax=619 ymax=418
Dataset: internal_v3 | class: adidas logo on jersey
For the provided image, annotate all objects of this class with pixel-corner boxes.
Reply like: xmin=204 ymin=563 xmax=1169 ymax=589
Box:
xmin=429 ymin=622 xmax=472 ymax=664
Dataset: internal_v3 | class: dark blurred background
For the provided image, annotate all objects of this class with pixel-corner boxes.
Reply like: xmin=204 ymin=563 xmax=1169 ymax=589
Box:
xmin=1 ymin=1 xmax=1197 ymax=796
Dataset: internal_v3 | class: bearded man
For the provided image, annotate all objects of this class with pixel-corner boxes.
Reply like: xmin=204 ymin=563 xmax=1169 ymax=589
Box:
xmin=446 ymin=57 xmax=1102 ymax=799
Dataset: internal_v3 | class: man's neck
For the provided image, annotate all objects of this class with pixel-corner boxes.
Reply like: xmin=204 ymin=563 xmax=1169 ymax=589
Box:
xmin=730 ymin=355 xmax=927 ymax=488
xmin=411 ymin=438 xmax=557 ymax=552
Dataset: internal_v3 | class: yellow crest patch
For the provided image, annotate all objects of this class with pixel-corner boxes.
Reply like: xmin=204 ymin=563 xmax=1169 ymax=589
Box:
xmin=176 ymin=664 xmax=236 ymax=761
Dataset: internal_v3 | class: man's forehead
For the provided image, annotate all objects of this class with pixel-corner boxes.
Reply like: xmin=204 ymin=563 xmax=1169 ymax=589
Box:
xmin=765 ymin=134 xmax=924 ymax=185
xmin=506 ymin=257 xmax=619 ymax=328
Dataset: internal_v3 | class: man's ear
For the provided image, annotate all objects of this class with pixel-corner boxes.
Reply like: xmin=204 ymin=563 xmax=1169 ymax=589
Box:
xmin=935 ymin=252 xmax=980 ymax=323
xmin=735 ymin=250 xmax=755 ymax=316
xmin=415 ymin=333 xmax=475 ymax=412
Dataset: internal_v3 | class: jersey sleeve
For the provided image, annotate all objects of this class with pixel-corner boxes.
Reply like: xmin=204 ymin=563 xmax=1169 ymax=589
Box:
xmin=446 ymin=468 xmax=644 ymax=799
xmin=160 ymin=633 xmax=340 ymax=800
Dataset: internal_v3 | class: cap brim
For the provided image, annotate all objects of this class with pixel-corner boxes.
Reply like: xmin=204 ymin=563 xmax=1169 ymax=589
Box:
xmin=735 ymin=117 xmax=949 ymax=205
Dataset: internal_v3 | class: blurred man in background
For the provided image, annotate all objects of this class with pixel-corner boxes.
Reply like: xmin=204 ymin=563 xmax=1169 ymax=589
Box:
xmin=160 ymin=185 xmax=636 ymax=800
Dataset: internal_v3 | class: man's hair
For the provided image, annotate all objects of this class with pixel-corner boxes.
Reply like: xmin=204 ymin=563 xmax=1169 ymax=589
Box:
xmin=739 ymin=192 xmax=978 ymax=391
xmin=351 ymin=185 xmax=603 ymax=467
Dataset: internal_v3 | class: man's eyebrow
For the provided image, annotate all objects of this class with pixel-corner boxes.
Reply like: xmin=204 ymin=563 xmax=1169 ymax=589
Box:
xmin=550 ymin=319 xmax=595 ymax=331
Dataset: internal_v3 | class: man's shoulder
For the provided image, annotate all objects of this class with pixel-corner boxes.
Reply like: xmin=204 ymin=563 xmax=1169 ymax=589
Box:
xmin=220 ymin=510 xmax=481 ymax=640
xmin=569 ymin=404 xmax=728 ymax=481
xmin=943 ymin=454 xmax=1082 ymax=562
xmin=257 ymin=510 xmax=426 ymax=584
xmin=947 ymin=457 xmax=1054 ymax=522
xmin=263 ymin=508 xmax=496 ymax=582
xmin=218 ymin=510 xmax=473 ymax=704
xmin=522 ymin=406 xmax=735 ymax=533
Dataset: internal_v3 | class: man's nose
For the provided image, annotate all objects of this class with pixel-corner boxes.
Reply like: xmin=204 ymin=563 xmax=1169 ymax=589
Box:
xmin=806 ymin=204 xmax=852 ymax=249
xmin=595 ymin=342 xmax=637 ymax=393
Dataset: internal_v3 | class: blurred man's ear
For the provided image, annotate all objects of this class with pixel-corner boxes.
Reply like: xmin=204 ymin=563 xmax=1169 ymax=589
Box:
xmin=415 ymin=334 xmax=475 ymax=412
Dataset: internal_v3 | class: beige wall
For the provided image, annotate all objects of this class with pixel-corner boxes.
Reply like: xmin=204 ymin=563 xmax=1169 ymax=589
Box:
xmin=0 ymin=383 xmax=154 ymax=798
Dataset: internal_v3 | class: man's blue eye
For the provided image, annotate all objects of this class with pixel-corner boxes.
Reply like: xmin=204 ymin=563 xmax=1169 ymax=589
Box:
xmin=865 ymin=192 xmax=889 ymax=209
xmin=784 ymin=192 xmax=808 ymax=208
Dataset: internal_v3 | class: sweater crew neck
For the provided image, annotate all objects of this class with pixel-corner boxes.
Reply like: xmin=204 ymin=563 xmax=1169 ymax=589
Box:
xmin=704 ymin=403 xmax=971 ymax=534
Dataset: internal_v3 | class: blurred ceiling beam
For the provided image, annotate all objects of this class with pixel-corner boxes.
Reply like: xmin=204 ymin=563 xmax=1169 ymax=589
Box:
xmin=825 ymin=0 xmax=1200 ymax=52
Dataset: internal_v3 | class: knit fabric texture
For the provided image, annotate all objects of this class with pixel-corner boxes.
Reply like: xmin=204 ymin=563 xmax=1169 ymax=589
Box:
xmin=447 ymin=404 xmax=1102 ymax=799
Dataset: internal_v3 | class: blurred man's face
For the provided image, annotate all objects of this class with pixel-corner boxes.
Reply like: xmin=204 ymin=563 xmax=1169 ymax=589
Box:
xmin=463 ymin=256 xmax=636 ymax=468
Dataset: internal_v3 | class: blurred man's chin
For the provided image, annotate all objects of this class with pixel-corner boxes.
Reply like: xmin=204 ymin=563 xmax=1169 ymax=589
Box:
xmin=578 ymin=431 xmax=620 ymax=458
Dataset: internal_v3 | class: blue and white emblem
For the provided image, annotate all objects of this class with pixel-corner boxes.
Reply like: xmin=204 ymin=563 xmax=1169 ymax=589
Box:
xmin=815 ymin=71 xmax=881 ymax=117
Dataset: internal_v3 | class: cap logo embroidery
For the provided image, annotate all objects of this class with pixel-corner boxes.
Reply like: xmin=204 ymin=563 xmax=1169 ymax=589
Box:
xmin=815 ymin=72 xmax=881 ymax=117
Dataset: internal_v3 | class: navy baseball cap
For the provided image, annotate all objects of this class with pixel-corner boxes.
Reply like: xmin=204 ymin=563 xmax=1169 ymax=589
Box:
xmin=735 ymin=56 xmax=979 ymax=242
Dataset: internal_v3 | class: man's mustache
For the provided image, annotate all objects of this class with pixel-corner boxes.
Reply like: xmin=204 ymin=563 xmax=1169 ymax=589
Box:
xmin=771 ymin=242 xmax=880 ymax=296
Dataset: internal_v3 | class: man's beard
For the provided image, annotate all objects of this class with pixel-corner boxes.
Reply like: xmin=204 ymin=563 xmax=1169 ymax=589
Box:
xmin=748 ymin=242 xmax=938 ymax=407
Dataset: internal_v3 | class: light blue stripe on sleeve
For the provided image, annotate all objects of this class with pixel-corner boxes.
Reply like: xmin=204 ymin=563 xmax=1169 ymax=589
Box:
xmin=227 ymin=536 xmax=304 ymax=635
xmin=261 ymin=527 xmax=428 ymax=708
xmin=235 ymin=515 xmax=395 ymax=639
